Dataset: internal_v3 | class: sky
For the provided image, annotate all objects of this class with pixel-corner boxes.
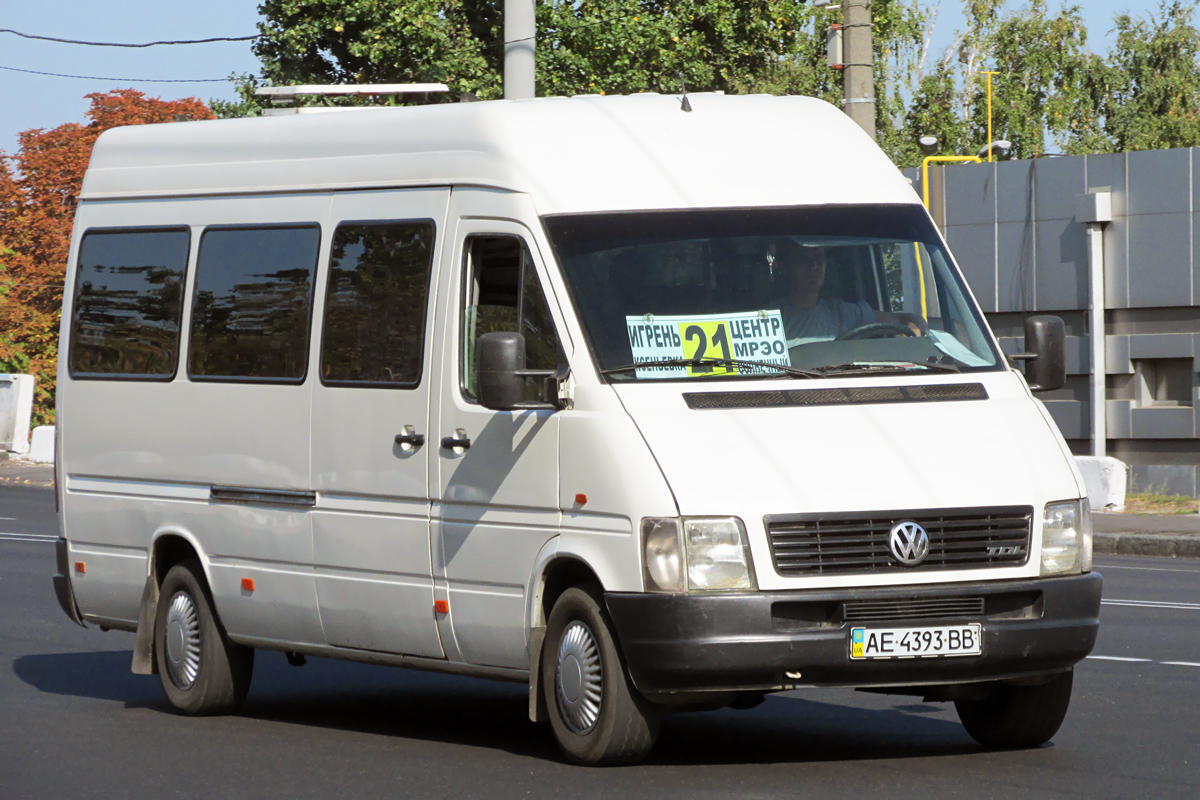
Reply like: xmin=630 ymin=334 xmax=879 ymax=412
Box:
xmin=0 ymin=1 xmax=1159 ymax=158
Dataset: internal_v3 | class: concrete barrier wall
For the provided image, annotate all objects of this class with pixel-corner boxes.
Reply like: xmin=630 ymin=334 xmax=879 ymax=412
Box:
xmin=0 ymin=374 xmax=35 ymax=455
xmin=908 ymin=148 xmax=1200 ymax=497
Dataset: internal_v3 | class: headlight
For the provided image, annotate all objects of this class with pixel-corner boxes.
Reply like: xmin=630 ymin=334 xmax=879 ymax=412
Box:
xmin=641 ymin=517 xmax=684 ymax=592
xmin=1041 ymin=499 xmax=1091 ymax=575
xmin=641 ymin=516 xmax=757 ymax=592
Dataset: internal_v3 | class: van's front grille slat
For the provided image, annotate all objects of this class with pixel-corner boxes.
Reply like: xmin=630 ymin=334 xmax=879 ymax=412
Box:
xmin=843 ymin=596 xmax=986 ymax=621
xmin=766 ymin=506 xmax=1032 ymax=576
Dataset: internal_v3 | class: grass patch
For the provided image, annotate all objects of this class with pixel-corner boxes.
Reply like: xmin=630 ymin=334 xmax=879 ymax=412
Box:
xmin=1120 ymin=492 xmax=1198 ymax=515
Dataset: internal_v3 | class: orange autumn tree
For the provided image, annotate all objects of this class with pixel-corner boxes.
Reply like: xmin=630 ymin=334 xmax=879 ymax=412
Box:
xmin=0 ymin=89 xmax=212 ymax=425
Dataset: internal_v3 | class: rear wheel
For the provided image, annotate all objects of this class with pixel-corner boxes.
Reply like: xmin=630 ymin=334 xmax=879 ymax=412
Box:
xmin=955 ymin=669 xmax=1073 ymax=748
xmin=542 ymin=586 xmax=660 ymax=765
xmin=154 ymin=559 xmax=253 ymax=715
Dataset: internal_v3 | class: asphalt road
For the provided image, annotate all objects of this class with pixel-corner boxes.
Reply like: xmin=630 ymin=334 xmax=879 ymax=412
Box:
xmin=2 ymin=483 xmax=1198 ymax=799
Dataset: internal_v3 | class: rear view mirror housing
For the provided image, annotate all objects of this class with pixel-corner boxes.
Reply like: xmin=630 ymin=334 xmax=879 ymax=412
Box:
xmin=476 ymin=331 xmax=561 ymax=411
xmin=1013 ymin=315 xmax=1066 ymax=392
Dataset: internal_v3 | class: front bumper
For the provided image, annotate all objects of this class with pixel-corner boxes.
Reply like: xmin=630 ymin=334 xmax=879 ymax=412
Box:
xmin=605 ymin=572 xmax=1101 ymax=695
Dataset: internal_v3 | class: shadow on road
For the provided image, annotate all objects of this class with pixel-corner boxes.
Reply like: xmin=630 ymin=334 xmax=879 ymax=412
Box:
xmin=13 ymin=649 xmax=170 ymax=710
xmin=13 ymin=648 xmax=983 ymax=765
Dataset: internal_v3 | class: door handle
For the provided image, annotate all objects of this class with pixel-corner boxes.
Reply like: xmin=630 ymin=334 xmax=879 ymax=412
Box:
xmin=440 ymin=428 xmax=471 ymax=451
xmin=395 ymin=426 xmax=425 ymax=450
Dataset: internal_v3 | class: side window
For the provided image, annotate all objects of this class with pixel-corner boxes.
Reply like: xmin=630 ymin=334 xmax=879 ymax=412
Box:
xmin=188 ymin=225 xmax=320 ymax=383
xmin=461 ymin=236 xmax=562 ymax=401
xmin=69 ymin=227 xmax=190 ymax=379
xmin=320 ymin=221 xmax=435 ymax=387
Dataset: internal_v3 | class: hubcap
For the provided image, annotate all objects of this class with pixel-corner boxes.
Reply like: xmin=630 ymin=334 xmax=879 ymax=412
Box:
xmin=164 ymin=591 xmax=201 ymax=690
xmin=555 ymin=621 xmax=602 ymax=734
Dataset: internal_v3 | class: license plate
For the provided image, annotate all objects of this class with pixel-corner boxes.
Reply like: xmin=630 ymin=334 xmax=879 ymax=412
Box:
xmin=850 ymin=623 xmax=982 ymax=660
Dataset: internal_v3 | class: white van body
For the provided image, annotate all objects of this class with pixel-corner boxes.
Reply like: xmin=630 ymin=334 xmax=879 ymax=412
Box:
xmin=53 ymin=94 xmax=1100 ymax=764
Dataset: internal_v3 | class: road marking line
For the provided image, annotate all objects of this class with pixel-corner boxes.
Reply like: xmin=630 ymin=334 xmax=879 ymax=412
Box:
xmin=1087 ymin=655 xmax=1153 ymax=662
xmin=0 ymin=533 xmax=58 ymax=543
xmin=1098 ymin=565 xmax=1200 ymax=574
xmin=1102 ymin=599 xmax=1200 ymax=610
xmin=1161 ymin=661 xmax=1200 ymax=668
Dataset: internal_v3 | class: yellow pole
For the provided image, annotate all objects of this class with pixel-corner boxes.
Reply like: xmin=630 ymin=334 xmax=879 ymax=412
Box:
xmin=918 ymin=155 xmax=982 ymax=319
xmin=981 ymin=71 xmax=999 ymax=162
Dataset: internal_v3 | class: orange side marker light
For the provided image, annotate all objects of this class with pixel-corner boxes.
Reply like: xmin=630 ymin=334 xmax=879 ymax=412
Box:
xmin=74 ymin=561 xmax=86 ymax=574
xmin=574 ymin=493 xmax=588 ymax=506
xmin=433 ymin=599 xmax=449 ymax=615
xmin=241 ymin=577 xmax=255 ymax=592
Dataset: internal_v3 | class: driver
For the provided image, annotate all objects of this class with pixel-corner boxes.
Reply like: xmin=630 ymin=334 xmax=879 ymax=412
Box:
xmin=775 ymin=239 xmax=925 ymax=342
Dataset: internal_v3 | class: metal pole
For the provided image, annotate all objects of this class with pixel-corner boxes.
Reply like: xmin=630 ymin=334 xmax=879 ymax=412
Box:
xmin=842 ymin=0 xmax=875 ymax=139
xmin=504 ymin=0 xmax=536 ymax=100
xmin=1088 ymin=222 xmax=1107 ymax=458
xmin=981 ymin=71 xmax=998 ymax=162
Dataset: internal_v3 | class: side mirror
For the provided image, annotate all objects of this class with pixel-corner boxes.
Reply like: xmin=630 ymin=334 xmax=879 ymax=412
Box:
xmin=477 ymin=331 xmax=563 ymax=411
xmin=1021 ymin=315 xmax=1066 ymax=392
xmin=477 ymin=332 xmax=528 ymax=411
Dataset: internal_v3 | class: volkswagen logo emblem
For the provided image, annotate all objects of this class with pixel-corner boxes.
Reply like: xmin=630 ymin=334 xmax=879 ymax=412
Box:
xmin=889 ymin=521 xmax=930 ymax=566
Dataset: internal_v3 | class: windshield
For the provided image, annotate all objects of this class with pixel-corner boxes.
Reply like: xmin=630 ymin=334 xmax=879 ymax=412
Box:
xmin=543 ymin=205 xmax=1001 ymax=381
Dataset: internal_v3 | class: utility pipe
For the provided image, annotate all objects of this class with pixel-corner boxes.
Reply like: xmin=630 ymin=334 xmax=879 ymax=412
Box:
xmin=917 ymin=156 xmax=983 ymax=318
xmin=920 ymin=155 xmax=983 ymax=211
xmin=1088 ymin=223 xmax=1106 ymax=456
xmin=1077 ymin=191 xmax=1112 ymax=458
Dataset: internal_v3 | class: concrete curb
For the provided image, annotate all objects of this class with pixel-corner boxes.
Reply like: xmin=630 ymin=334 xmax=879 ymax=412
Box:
xmin=1094 ymin=532 xmax=1200 ymax=559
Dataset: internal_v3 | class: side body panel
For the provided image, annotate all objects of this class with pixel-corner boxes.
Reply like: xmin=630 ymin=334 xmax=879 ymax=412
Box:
xmin=60 ymin=195 xmax=327 ymax=642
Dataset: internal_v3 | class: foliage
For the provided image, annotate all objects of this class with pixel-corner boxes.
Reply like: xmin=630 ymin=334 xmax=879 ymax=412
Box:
xmin=906 ymin=0 xmax=1200 ymax=161
xmin=1121 ymin=492 xmax=1199 ymax=516
xmin=1098 ymin=1 xmax=1200 ymax=152
xmin=232 ymin=0 xmax=930 ymax=158
xmin=0 ymin=90 xmax=212 ymax=425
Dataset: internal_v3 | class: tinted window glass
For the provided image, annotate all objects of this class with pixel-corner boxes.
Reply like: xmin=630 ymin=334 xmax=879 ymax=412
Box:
xmin=462 ymin=236 xmax=561 ymax=401
xmin=69 ymin=228 xmax=190 ymax=378
xmin=189 ymin=225 xmax=320 ymax=382
xmin=320 ymin=221 xmax=435 ymax=387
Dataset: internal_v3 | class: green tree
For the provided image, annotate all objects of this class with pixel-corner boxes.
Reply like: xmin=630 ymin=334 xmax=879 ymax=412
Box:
xmin=231 ymin=0 xmax=930 ymax=159
xmin=220 ymin=1 xmax=1200 ymax=166
xmin=1098 ymin=1 xmax=1200 ymax=152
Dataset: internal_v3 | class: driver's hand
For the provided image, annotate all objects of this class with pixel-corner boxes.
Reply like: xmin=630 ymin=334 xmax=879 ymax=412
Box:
xmin=898 ymin=313 xmax=929 ymax=336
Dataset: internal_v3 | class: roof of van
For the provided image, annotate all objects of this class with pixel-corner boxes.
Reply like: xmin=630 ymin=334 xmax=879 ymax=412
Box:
xmin=80 ymin=93 xmax=919 ymax=215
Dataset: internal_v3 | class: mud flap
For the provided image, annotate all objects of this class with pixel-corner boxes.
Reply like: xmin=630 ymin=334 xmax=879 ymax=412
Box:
xmin=528 ymin=625 xmax=547 ymax=723
xmin=131 ymin=575 xmax=159 ymax=675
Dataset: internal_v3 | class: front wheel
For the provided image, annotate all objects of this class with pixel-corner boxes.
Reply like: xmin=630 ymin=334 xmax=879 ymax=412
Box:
xmin=955 ymin=669 xmax=1074 ymax=748
xmin=154 ymin=559 xmax=254 ymax=715
xmin=542 ymin=586 xmax=660 ymax=766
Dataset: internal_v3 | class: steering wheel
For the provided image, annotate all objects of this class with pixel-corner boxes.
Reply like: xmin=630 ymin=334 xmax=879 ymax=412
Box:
xmin=835 ymin=321 xmax=919 ymax=341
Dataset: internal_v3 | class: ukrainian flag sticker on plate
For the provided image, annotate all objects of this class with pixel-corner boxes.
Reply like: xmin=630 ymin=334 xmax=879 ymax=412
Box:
xmin=852 ymin=628 xmax=865 ymax=658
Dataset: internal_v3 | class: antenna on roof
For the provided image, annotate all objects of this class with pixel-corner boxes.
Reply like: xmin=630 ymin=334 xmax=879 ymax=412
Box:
xmin=254 ymin=84 xmax=450 ymax=115
xmin=679 ymin=74 xmax=692 ymax=113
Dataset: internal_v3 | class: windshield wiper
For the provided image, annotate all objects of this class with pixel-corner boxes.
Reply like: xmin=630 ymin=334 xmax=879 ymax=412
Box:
xmin=600 ymin=357 xmax=823 ymax=379
xmin=813 ymin=360 xmax=962 ymax=376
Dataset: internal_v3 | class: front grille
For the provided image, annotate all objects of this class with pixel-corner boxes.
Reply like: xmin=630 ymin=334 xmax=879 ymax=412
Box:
xmin=843 ymin=596 xmax=986 ymax=622
xmin=766 ymin=506 xmax=1032 ymax=576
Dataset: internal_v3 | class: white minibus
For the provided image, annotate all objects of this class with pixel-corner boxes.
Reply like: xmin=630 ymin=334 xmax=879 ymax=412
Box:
xmin=52 ymin=93 xmax=1100 ymax=765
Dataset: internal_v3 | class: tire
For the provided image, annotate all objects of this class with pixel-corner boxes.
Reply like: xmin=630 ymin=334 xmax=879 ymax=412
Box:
xmin=954 ymin=669 xmax=1074 ymax=748
xmin=541 ymin=585 xmax=661 ymax=766
xmin=154 ymin=559 xmax=254 ymax=715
